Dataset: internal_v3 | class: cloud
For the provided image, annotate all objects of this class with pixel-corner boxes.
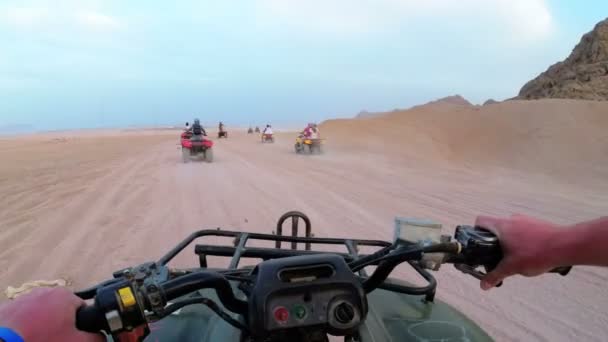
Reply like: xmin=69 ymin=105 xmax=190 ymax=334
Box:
xmin=1 ymin=7 xmax=50 ymax=29
xmin=255 ymin=0 xmax=376 ymax=35
xmin=75 ymin=11 xmax=123 ymax=31
xmin=255 ymin=0 xmax=554 ymax=42
xmin=496 ymin=0 xmax=553 ymax=41
xmin=0 ymin=5 xmax=124 ymax=32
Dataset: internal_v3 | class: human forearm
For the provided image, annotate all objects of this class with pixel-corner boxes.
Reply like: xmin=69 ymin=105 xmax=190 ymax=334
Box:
xmin=0 ymin=288 xmax=103 ymax=341
xmin=552 ymin=217 xmax=608 ymax=267
xmin=476 ymin=214 xmax=608 ymax=289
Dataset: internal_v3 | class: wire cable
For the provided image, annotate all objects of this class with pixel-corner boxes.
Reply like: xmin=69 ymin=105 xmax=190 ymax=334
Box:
xmin=162 ymin=297 xmax=250 ymax=334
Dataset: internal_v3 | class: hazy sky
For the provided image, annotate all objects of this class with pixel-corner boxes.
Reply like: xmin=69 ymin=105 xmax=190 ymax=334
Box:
xmin=1 ymin=1 xmax=607 ymax=131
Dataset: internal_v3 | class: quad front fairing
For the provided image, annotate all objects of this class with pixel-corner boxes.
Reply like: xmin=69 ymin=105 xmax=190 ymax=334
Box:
xmin=141 ymin=286 xmax=491 ymax=342
xmin=82 ymin=212 xmax=563 ymax=342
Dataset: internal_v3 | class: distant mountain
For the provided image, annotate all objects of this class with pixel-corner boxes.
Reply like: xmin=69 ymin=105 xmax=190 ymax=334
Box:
xmin=517 ymin=18 xmax=608 ymax=100
xmin=355 ymin=110 xmax=375 ymax=118
xmin=483 ymin=99 xmax=499 ymax=106
xmin=408 ymin=95 xmax=473 ymax=111
xmin=422 ymin=95 xmax=472 ymax=106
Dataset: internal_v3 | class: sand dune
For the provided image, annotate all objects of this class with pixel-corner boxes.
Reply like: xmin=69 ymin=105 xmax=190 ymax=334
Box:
xmin=323 ymin=99 xmax=608 ymax=185
xmin=0 ymin=103 xmax=607 ymax=341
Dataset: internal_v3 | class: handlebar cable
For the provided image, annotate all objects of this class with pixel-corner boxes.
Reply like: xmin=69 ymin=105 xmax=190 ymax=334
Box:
xmin=75 ymin=278 xmax=122 ymax=300
xmin=162 ymin=296 xmax=250 ymax=334
xmin=361 ymin=243 xmax=461 ymax=293
xmin=161 ymin=271 xmax=248 ymax=314
xmin=348 ymin=243 xmax=397 ymax=271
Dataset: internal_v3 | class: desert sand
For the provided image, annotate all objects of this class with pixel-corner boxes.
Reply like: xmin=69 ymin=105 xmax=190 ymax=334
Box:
xmin=1 ymin=99 xmax=607 ymax=341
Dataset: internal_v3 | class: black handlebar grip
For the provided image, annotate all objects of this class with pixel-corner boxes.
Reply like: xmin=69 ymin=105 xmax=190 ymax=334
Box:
xmin=471 ymin=226 xmax=574 ymax=277
xmin=76 ymin=305 xmax=107 ymax=333
xmin=550 ymin=266 xmax=572 ymax=276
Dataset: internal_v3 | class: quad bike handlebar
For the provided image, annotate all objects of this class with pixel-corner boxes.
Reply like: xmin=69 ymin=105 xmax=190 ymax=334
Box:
xmin=76 ymin=270 xmax=248 ymax=333
xmin=74 ymin=224 xmax=571 ymax=341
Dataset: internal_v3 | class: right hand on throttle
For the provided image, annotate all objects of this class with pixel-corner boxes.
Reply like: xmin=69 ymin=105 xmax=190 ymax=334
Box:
xmin=475 ymin=214 xmax=564 ymax=290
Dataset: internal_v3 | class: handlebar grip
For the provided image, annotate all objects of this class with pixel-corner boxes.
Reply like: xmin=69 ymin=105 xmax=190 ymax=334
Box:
xmin=550 ymin=266 xmax=572 ymax=276
xmin=76 ymin=305 xmax=107 ymax=333
xmin=470 ymin=226 xmax=574 ymax=276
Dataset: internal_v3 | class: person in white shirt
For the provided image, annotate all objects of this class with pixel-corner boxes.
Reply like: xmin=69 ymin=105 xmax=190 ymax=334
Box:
xmin=263 ymin=125 xmax=273 ymax=135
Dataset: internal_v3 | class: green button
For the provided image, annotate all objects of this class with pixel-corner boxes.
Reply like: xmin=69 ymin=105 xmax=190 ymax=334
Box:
xmin=293 ymin=305 xmax=307 ymax=320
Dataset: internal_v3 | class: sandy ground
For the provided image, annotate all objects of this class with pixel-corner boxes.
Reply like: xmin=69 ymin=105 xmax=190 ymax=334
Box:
xmin=1 ymin=100 xmax=607 ymax=341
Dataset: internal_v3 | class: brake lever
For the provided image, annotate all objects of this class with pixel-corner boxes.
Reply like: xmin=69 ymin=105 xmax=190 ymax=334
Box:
xmin=113 ymin=326 xmax=149 ymax=342
xmin=453 ymin=264 xmax=503 ymax=287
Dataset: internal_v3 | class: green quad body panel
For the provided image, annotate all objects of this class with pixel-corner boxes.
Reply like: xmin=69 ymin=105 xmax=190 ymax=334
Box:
xmin=360 ymin=289 xmax=493 ymax=342
xmin=133 ymin=280 xmax=493 ymax=342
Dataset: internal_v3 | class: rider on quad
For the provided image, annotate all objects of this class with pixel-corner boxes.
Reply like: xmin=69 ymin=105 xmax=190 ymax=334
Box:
xmin=261 ymin=124 xmax=274 ymax=143
xmin=263 ymin=124 xmax=273 ymax=135
xmin=311 ymin=124 xmax=319 ymax=139
xmin=300 ymin=125 xmax=310 ymax=139
xmin=219 ymin=122 xmax=225 ymax=133
xmin=189 ymin=118 xmax=206 ymax=142
xmin=302 ymin=123 xmax=319 ymax=139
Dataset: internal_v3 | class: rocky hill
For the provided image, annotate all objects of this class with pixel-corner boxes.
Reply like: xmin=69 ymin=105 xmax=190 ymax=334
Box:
xmin=518 ymin=18 xmax=608 ymax=100
xmin=417 ymin=94 xmax=472 ymax=107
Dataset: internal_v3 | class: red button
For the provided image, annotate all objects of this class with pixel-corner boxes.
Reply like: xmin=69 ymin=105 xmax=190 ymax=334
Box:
xmin=273 ymin=306 xmax=289 ymax=323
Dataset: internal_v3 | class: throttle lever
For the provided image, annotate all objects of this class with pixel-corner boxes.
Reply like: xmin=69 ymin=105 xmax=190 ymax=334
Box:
xmin=551 ymin=266 xmax=572 ymax=276
xmin=454 ymin=264 xmax=503 ymax=287
xmin=455 ymin=263 xmax=572 ymax=288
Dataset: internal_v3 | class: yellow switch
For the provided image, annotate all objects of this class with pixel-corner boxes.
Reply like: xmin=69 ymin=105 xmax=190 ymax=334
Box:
xmin=118 ymin=287 xmax=136 ymax=308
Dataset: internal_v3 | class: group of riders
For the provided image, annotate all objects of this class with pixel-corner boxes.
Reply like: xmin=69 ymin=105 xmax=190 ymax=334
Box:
xmin=184 ymin=119 xmax=321 ymax=141
xmin=258 ymin=123 xmax=320 ymax=139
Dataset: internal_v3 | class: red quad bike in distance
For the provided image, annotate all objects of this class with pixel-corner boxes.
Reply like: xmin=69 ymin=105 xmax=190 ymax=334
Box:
xmin=181 ymin=131 xmax=214 ymax=163
xmin=74 ymin=211 xmax=572 ymax=342
xmin=261 ymin=133 xmax=274 ymax=143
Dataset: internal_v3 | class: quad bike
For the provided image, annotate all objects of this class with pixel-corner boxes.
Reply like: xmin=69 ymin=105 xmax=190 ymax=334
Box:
xmin=218 ymin=131 xmax=229 ymax=139
xmin=181 ymin=131 xmax=214 ymax=163
xmin=261 ymin=133 xmax=275 ymax=143
xmin=255 ymin=127 xmax=261 ymax=133
xmin=248 ymin=128 xmax=254 ymax=134
xmin=295 ymin=136 xmax=323 ymax=154
xmin=75 ymin=211 xmax=571 ymax=342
